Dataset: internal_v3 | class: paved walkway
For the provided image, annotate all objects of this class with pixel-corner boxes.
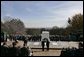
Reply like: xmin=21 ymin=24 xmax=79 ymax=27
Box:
xmin=32 ymin=49 xmax=61 ymax=56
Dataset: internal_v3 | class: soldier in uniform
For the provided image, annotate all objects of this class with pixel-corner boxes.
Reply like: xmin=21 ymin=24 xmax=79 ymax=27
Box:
xmin=46 ymin=39 xmax=50 ymax=51
xmin=41 ymin=40 xmax=45 ymax=51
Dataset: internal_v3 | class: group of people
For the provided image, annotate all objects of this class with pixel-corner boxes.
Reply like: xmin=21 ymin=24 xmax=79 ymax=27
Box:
xmin=60 ymin=47 xmax=83 ymax=56
xmin=1 ymin=40 xmax=32 ymax=56
xmin=41 ymin=38 xmax=50 ymax=51
xmin=60 ymin=42 xmax=83 ymax=56
xmin=28 ymin=35 xmax=41 ymax=42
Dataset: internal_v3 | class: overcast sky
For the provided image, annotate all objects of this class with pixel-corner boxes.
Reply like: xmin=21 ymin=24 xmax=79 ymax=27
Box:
xmin=1 ymin=1 xmax=83 ymax=28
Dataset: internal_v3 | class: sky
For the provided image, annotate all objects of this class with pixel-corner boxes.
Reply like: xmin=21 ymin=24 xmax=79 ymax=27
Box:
xmin=1 ymin=1 xmax=83 ymax=28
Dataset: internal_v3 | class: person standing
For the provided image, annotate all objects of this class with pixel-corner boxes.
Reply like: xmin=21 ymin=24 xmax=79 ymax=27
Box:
xmin=19 ymin=44 xmax=30 ymax=56
xmin=23 ymin=36 xmax=27 ymax=46
xmin=46 ymin=40 xmax=50 ymax=51
xmin=41 ymin=40 xmax=44 ymax=51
